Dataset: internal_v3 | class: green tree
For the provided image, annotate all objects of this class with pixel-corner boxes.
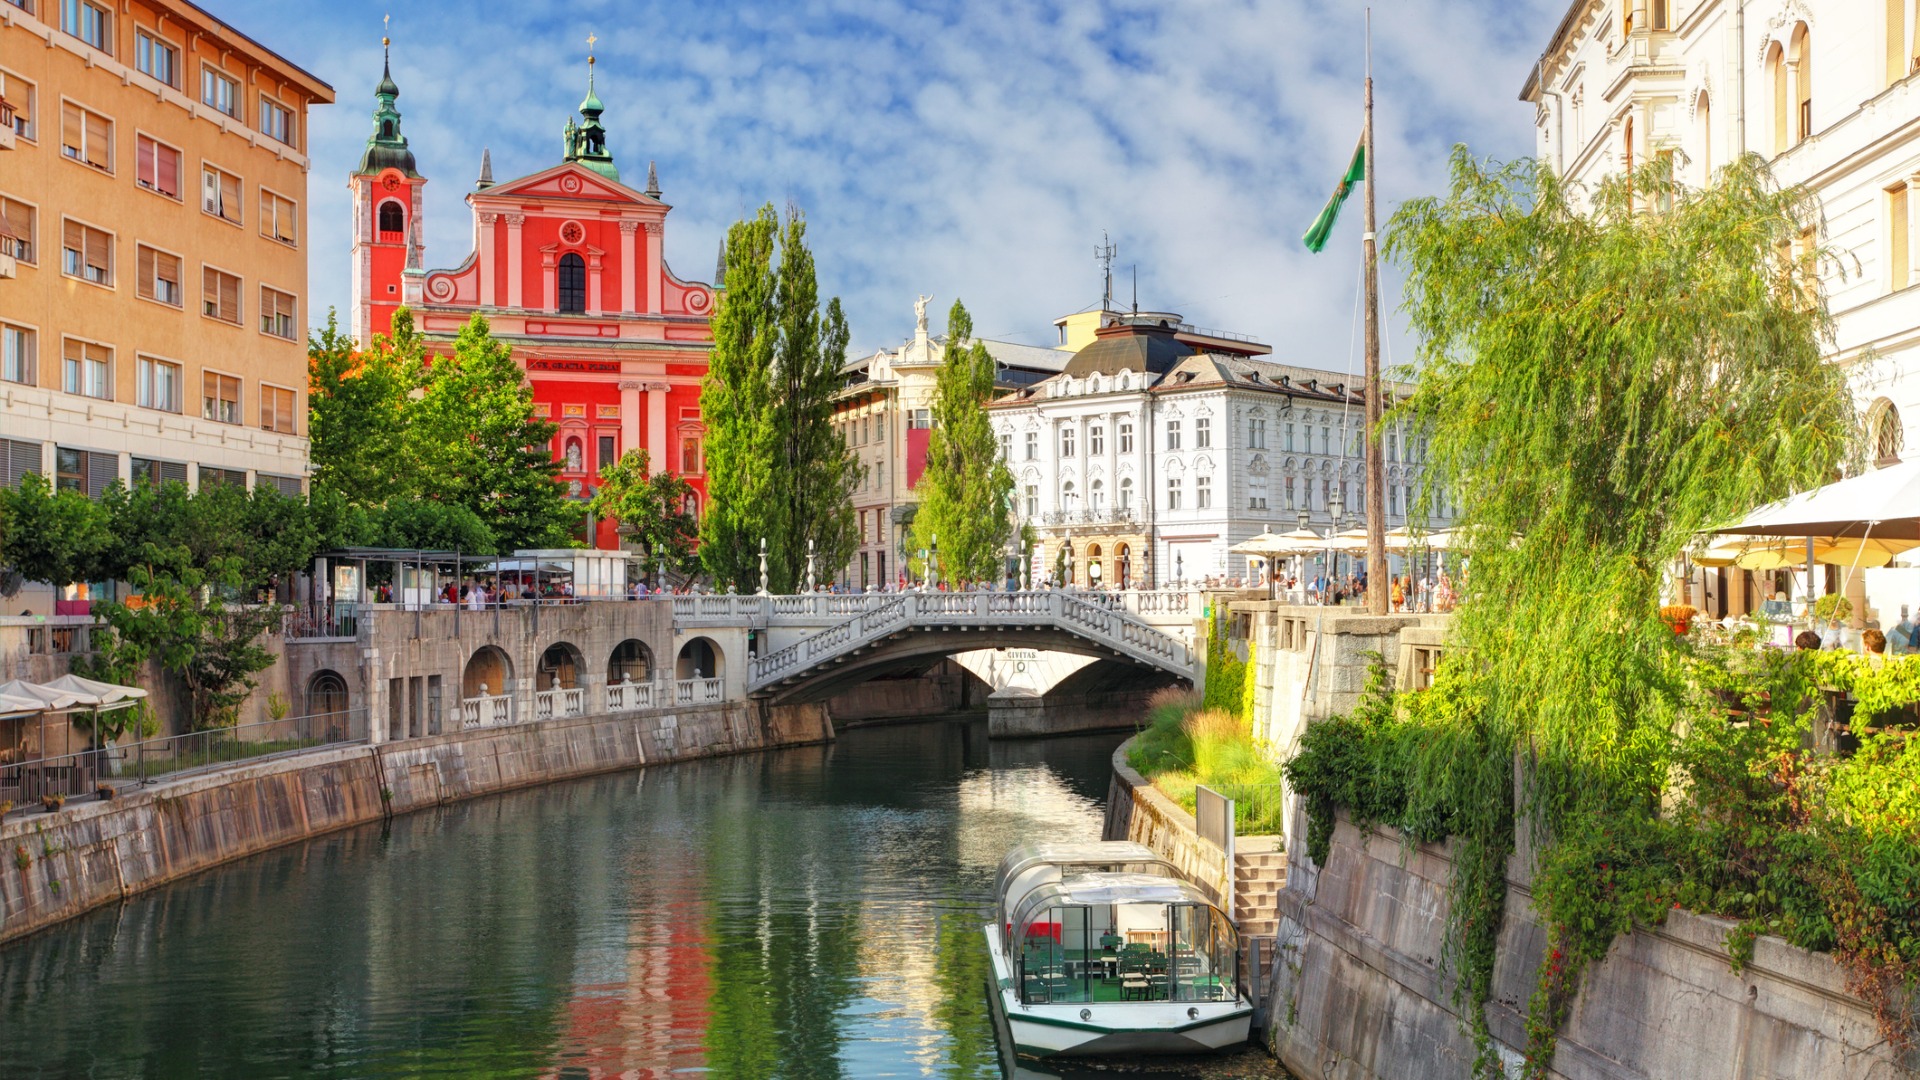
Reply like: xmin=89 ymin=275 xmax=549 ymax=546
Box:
xmin=909 ymin=300 xmax=1015 ymax=585
xmin=90 ymin=557 xmax=280 ymax=731
xmin=0 ymin=473 xmax=110 ymax=591
xmin=363 ymin=499 xmax=497 ymax=555
xmin=307 ymin=308 xmax=421 ymax=503
xmin=588 ymin=450 xmax=699 ymax=580
xmin=700 ymin=203 xmax=857 ymax=591
xmin=409 ymin=314 xmax=576 ymax=550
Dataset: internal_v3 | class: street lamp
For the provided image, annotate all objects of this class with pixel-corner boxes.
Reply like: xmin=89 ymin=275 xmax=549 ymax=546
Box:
xmin=1176 ymin=550 xmax=1184 ymax=588
xmin=929 ymin=534 xmax=940 ymax=590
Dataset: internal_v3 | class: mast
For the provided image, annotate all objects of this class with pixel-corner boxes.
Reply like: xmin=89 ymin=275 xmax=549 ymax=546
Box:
xmin=1362 ymin=10 xmax=1388 ymax=616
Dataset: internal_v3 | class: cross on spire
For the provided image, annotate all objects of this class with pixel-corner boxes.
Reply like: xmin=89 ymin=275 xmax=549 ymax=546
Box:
xmin=586 ymin=31 xmax=597 ymax=64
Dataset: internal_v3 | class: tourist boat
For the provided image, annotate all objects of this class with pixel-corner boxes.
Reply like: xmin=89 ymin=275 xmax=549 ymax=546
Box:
xmin=984 ymin=841 xmax=1253 ymax=1059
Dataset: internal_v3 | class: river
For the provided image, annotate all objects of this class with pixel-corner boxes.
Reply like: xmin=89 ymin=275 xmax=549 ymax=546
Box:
xmin=0 ymin=719 xmax=1288 ymax=1079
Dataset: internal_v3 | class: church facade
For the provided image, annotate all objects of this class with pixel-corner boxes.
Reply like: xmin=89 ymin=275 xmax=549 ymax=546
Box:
xmin=349 ymin=48 xmax=714 ymax=549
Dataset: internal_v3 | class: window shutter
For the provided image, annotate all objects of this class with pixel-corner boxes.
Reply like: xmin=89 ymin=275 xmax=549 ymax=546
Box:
xmin=63 ymin=218 xmax=83 ymax=257
xmin=1 ymin=201 xmax=29 ymax=248
xmin=85 ymin=227 xmax=109 ymax=280
xmin=158 ymin=251 xmax=179 ymax=291
xmin=221 ymin=173 xmax=240 ymax=221
xmin=137 ymin=245 xmax=155 ymax=299
xmin=220 ymin=271 xmax=238 ymax=321
xmin=137 ymin=136 xmax=154 ymax=183
xmin=84 ymin=112 xmax=109 ymax=168
xmin=159 ymin=146 xmax=178 ymax=195
xmin=86 ymin=451 xmax=116 ymax=499
xmin=160 ymin=460 xmax=187 ymax=485
xmin=62 ymin=101 xmax=82 ymax=153
xmin=202 ymin=168 xmax=219 ymax=212
xmin=2 ymin=438 xmax=42 ymax=488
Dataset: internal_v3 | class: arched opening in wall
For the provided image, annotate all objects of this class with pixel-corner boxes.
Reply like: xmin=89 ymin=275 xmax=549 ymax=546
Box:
xmin=380 ymin=119 xmax=393 ymax=138
xmin=1117 ymin=543 xmax=1132 ymax=589
xmin=463 ymin=646 xmax=513 ymax=700
xmin=377 ymin=200 xmax=404 ymax=235
xmin=1087 ymin=543 xmax=1104 ymax=588
xmin=306 ymin=670 xmax=349 ymax=733
xmin=676 ymin=637 xmax=723 ymax=681
xmin=538 ymin=642 xmax=582 ymax=691
xmin=1768 ymin=41 xmax=1788 ymax=154
xmin=1790 ymin=23 xmax=1812 ymax=144
xmin=608 ymin=639 xmax=653 ymax=684
xmin=558 ymin=252 xmax=586 ymax=313
xmin=1871 ymin=399 xmax=1905 ymax=466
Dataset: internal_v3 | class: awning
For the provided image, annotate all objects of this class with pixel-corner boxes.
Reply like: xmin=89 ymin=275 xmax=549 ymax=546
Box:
xmin=1716 ymin=459 xmax=1920 ymax=541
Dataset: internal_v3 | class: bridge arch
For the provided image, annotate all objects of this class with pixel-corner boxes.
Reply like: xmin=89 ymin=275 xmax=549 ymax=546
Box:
xmin=463 ymin=645 xmax=513 ymax=699
xmin=305 ymin=669 xmax=350 ymax=725
xmin=758 ymin=627 xmax=1185 ymax=706
xmin=677 ymin=636 xmax=724 ymax=680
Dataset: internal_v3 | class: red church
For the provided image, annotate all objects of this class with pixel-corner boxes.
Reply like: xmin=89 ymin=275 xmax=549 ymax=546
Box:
xmin=350 ymin=44 xmax=713 ymax=549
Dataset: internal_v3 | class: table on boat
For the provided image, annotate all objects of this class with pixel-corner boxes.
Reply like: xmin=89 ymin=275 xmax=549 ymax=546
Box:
xmin=1067 ymin=955 xmax=1119 ymax=980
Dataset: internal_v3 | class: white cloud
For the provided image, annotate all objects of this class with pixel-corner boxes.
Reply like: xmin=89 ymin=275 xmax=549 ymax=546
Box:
xmin=262 ymin=0 xmax=1563 ymax=366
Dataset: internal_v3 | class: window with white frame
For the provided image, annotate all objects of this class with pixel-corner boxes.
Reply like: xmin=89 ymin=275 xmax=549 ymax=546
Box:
xmin=60 ymin=0 xmax=110 ymax=52
xmin=0 ymin=196 xmax=35 ymax=264
xmin=1284 ymin=475 xmax=1296 ymax=510
xmin=1119 ymin=477 xmax=1133 ymax=510
xmin=61 ymin=338 xmax=110 ymax=399
xmin=1166 ymin=476 xmax=1182 ymax=510
xmin=202 ymin=165 xmax=242 ymax=224
xmin=1060 ymin=427 xmax=1075 ymax=458
xmin=202 ymin=266 xmax=241 ymax=324
xmin=1119 ymin=421 xmax=1133 ymax=454
xmin=201 ymin=67 xmax=239 ymax=119
xmin=60 ymin=101 xmax=112 ymax=171
xmin=135 ymin=29 xmax=178 ymax=87
xmin=1024 ymin=484 xmax=1038 ymax=518
xmin=1166 ymin=420 xmax=1181 ymax=451
xmin=1196 ymin=474 xmax=1212 ymax=508
xmin=3 ymin=72 xmax=35 ymax=142
xmin=259 ymin=189 xmax=297 ymax=246
xmin=2 ymin=323 xmax=34 ymax=385
xmin=1250 ymin=417 xmax=1266 ymax=449
xmin=1195 ymin=416 xmax=1211 ymax=448
xmin=136 ymin=245 xmax=181 ymax=307
xmin=136 ymin=135 xmax=182 ymax=199
xmin=61 ymin=218 xmax=111 ymax=285
xmin=1284 ymin=422 xmax=1294 ymax=451
xmin=260 ymin=384 xmax=297 ymax=433
xmin=258 ymin=95 xmax=294 ymax=147
xmin=1089 ymin=425 xmax=1104 ymax=456
xmin=259 ymin=286 xmax=296 ymax=340
xmin=202 ymin=370 xmax=241 ymax=424
xmin=136 ymin=355 xmax=181 ymax=412
xmin=1024 ymin=430 xmax=1037 ymax=461
xmin=999 ymin=431 xmax=1011 ymax=460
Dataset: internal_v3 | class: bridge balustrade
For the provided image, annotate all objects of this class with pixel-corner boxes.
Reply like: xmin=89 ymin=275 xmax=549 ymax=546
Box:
xmin=534 ymin=687 xmax=587 ymax=721
xmin=675 ymin=678 xmax=724 ymax=706
xmin=461 ymin=693 xmax=512 ymax=729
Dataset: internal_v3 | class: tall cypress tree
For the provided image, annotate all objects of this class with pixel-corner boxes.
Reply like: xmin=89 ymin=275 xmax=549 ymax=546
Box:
xmin=701 ymin=204 xmax=857 ymax=592
xmin=909 ymin=300 xmax=1015 ymax=585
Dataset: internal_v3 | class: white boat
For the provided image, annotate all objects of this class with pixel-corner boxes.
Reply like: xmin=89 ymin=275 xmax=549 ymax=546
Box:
xmin=984 ymin=841 xmax=1254 ymax=1059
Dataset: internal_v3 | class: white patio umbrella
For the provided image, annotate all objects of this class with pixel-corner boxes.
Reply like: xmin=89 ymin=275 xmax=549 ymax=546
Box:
xmin=39 ymin=673 xmax=146 ymax=708
xmin=1717 ymin=458 xmax=1920 ymax=541
xmin=1229 ymin=531 xmax=1298 ymax=558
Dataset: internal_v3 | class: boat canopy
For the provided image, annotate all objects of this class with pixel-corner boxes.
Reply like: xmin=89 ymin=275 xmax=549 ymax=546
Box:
xmin=995 ymin=841 xmax=1181 ymax=932
xmin=1009 ymin=872 xmax=1221 ymax=947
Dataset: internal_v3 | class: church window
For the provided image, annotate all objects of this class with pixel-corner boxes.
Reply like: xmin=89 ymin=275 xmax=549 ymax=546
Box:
xmin=558 ymin=252 xmax=586 ymax=313
xmin=377 ymin=201 xmax=404 ymax=235
xmin=381 ymin=120 xmax=393 ymax=138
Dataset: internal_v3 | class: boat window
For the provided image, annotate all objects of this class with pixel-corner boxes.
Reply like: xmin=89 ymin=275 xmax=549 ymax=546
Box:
xmin=1167 ymin=903 xmax=1237 ymax=1003
xmin=1018 ymin=905 xmax=1094 ymax=1005
xmin=1014 ymin=900 xmax=1238 ymax=1005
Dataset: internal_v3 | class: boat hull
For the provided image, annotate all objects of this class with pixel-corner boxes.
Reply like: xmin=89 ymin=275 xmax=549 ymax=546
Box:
xmin=983 ymin=925 xmax=1253 ymax=1058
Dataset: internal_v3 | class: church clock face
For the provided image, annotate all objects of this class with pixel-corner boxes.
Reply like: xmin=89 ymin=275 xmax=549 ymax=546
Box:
xmin=559 ymin=220 xmax=586 ymax=246
xmin=382 ymin=175 xmax=400 ymax=193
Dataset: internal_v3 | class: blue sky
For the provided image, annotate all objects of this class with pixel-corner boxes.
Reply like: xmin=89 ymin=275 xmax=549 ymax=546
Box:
xmin=245 ymin=0 xmax=1563 ymax=366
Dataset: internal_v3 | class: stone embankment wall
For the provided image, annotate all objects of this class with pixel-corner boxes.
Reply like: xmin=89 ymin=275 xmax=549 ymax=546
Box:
xmin=0 ymin=700 xmax=831 ymax=945
xmin=1103 ymin=741 xmax=1230 ymax=906
xmin=1268 ymin=806 xmax=1919 ymax=1080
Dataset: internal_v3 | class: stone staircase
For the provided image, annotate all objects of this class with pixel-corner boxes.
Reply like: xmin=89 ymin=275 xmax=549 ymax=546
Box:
xmin=1234 ymin=835 xmax=1286 ymax=988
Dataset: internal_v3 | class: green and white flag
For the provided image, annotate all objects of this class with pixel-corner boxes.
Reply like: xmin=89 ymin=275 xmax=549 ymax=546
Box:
xmin=1302 ymin=138 xmax=1366 ymax=253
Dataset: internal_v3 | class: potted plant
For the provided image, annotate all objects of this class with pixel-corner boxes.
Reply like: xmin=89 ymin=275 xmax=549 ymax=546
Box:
xmin=96 ymin=783 xmax=114 ymax=802
xmin=1658 ymin=604 xmax=1699 ymax=634
xmin=40 ymin=793 xmax=65 ymax=812
xmin=1813 ymin=593 xmax=1853 ymax=626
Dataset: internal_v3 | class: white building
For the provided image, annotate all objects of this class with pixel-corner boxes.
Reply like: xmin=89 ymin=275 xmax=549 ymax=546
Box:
xmin=1522 ymin=0 xmax=1920 ymax=620
xmin=987 ymin=311 xmax=1446 ymax=589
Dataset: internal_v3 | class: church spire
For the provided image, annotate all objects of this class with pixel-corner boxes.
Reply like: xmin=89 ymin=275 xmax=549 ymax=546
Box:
xmin=357 ymin=19 xmax=418 ymax=177
xmin=476 ymin=148 xmax=494 ymax=190
xmin=562 ymin=32 xmax=619 ymax=181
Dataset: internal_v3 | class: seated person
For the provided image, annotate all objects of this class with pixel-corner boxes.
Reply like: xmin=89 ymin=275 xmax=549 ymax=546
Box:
xmin=1864 ymin=627 xmax=1888 ymax=670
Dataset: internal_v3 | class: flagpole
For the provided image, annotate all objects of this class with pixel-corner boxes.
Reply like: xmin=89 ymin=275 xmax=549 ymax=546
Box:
xmin=1362 ymin=7 xmax=1388 ymax=616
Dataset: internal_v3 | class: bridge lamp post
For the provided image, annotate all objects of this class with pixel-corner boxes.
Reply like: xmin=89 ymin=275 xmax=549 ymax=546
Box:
xmin=929 ymin=535 xmax=939 ymax=591
xmin=1327 ymin=490 xmax=1347 ymax=602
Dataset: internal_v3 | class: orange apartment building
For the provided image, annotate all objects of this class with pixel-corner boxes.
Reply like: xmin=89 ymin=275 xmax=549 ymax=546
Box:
xmin=0 ymin=0 xmax=332 ymax=608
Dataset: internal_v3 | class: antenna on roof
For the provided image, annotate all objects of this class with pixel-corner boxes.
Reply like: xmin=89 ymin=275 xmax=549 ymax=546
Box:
xmin=1131 ymin=265 xmax=1137 ymax=315
xmin=1096 ymin=231 xmax=1117 ymax=309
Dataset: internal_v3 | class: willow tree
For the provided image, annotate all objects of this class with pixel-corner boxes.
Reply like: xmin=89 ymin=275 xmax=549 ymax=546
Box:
xmin=1290 ymin=150 xmax=1857 ymax=1075
xmin=909 ymin=300 xmax=1015 ymax=585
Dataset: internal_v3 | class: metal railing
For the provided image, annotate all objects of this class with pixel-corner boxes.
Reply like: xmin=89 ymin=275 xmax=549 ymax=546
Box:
xmin=0 ymin=709 xmax=364 ymax=810
xmin=1208 ymin=779 xmax=1286 ymax=837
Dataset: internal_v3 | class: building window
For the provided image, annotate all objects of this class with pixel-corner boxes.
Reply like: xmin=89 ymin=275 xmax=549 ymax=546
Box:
xmin=59 ymin=0 xmax=110 ymax=52
xmin=260 ymin=286 xmax=297 ymax=339
xmin=203 ymin=266 xmax=241 ymax=324
xmin=1 ymin=437 xmax=42 ymax=490
xmin=1285 ymin=476 xmax=1296 ymax=510
xmin=260 ymin=190 xmax=297 ymax=246
xmin=1024 ymin=484 xmax=1039 ymax=517
xmin=1284 ymin=422 xmax=1294 ymax=451
xmin=135 ymin=29 xmax=178 ymax=87
xmin=1024 ymin=431 xmax=1038 ymax=460
xmin=1195 ymin=416 xmax=1211 ymax=448
xmin=1196 ymin=474 xmax=1212 ymax=509
xmin=201 ymin=66 xmax=239 ymax=119
xmin=999 ymin=431 xmax=1011 ymax=460
xmin=260 ymin=384 xmax=296 ymax=433
xmin=596 ymin=434 xmax=616 ymax=472
xmin=202 ymin=165 xmax=241 ymax=224
xmin=1320 ymin=425 xmax=1331 ymax=454
xmin=61 ymin=219 xmax=111 ymax=286
xmin=1792 ymin=25 xmax=1812 ymax=144
xmin=1119 ymin=477 xmax=1133 ymax=510
xmin=61 ymin=338 xmax=110 ymax=399
xmin=258 ymin=95 xmax=294 ymax=147
xmin=135 ymin=136 xmax=182 ymax=199
xmin=1167 ymin=477 xmax=1182 ymax=510
xmin=135 ymin=356 xmax=181 ymax=412
xmin=56 ymin=446 xmax=116 ymax=497
xmin=260 ymin=473 xmax=302 ymax=497
xmin=2 ymin=323 xmax=35 ymax=385
xmin=909 ymin=408 xmax=931 ymax=429
xmin=1649 ymin=0 xmax=1669 ymax=30
xmin=680 ymin=436 xmax=701 ymax=474
xmin=377 ymin=199 xmax=404 ymax=235
xmin=1060 ymin=427 xmax=1075 ymax=458
xmin=557 ymin=252 xmax=586 ymax=313
xmin=1119 ymin=421 xmax=1133 ymax=454
xmin=1089 ymin=425 xmax=1105 ymax=456
xmin=199 ymin=467 xmax=246 ymax=489
xmin=202 ymin=370 xmax=241 ymax=424
xmin=1892 ymin=184 xmax=1911 ymax=293
xmin=0 ymin=196 xmax=35 ymax=264
xmin=136 ymin=246 xmax=181 ymax=307
xmin=131 ymin=457 xmax=188 ymax=489
xmin=60 ymin=101 xmax=112 ymax=171
xmin=1250 ymin=417 xmax=1266 ymax=449
xmin=5 ymin=74 xmax=35 ymax=142
xmin=1386 ymin=431 xmax=1398 ymax=462
xmin=1166 ymin=420 xmax=1182 ymax=451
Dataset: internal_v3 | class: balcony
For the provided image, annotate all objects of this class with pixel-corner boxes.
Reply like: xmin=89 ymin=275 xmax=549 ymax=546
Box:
xmin=1040 ymin=507 xmax=1140 ymax=528
xmin=0 ymin=99 xmax=13 ymax=151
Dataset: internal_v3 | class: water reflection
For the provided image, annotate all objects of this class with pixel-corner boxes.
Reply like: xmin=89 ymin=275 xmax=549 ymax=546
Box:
xmin=0 ymin=720 xmax=1208 ymax=1078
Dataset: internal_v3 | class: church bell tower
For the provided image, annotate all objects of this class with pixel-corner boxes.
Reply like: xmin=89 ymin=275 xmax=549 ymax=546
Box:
xmin=349 ymin=32 xmax=427 ymax=345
